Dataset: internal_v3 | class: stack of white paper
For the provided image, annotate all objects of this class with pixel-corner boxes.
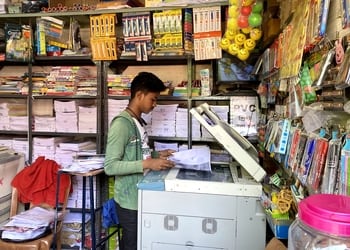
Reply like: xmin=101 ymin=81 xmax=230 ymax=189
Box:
xmin=55 ymin=147 xmax=76 ymax=168
xmin=54 ymin=100 xmax=78 ymax=132
xmin=0 ymin=101 xmax=27 ymax=130
xmin=78 ymin=105 xmax=97 ymax=133
xmin=56 ymin=112 xmax=78 ymax=132
xmin=201 ymin=105 xmax=229 ymax=138
xmin=150 ymin=104 xmax=178 ymax=137
xmin=154 ymin=141 xmax=179 ymax=152
xmin=9 ymin=116 xmax=28 ymax=131
xmin=67 ymin=176 xmax=97 ymax=209
xmin=62 ymin=211 xmax=91 ymax=247
xmin=32 ymin=137 xmax=70 ymax=161
xmin=59 ymin=141 xmax=96 ymax=151
xmin=0 ymin=0 xmax=8 ymax=15
xmin=0 ymin=102 xmax=9 ymax=130
xmin=12 ymin=138 xmax=28 ymax=161
xmin=0 ymin=136 xmax=12 ymax=148
xmin=211 ymin=105 xmax=229 ymax=118
xmin=0 ymin=101 xmax=27 ymax=131
xmin=168 ymin=146 xmax=211 ymax=171
xmin=0 ymin=115 xmax=9 ymax=130
xmin=175 ymin=107 xmax=201 ymax=138
xmin=34 ymin=116 xmax=56 ymax=132
xmin=108 ymin=99 xmax=129 ymax=126
xmin=62 ymin=154 xmax=104 ymax=173
xmin=55 ymin=141 xmax=96 ymax=168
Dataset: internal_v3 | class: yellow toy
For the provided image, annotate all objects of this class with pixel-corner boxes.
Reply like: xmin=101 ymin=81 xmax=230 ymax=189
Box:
xmin=244 ymin=38 xmax=256 ymax=51
xmin=242 ymin=0 xmax=255 ymax=6
xmin=219 ymin=0 xmax=263 ymax=61
xmin=250 ymin=28 xmax=262 ymax=40
xmin=237 ymin=48 xmax=250 ymax=60
xmin=234 ymin=33 xmax=246 ymax=45
xmin=220 ymin=38 xmax=231 ymax=50
xmin=228 ymin=5 xmax=239 ymax=17
xmin=225 ymin=30 xmax=237 ymax=40
xmin=228 ymin=43 xmax=241 ymax=55
xmin=227 ymin=17 xmax=239 ymax=31
xmin=241 ymin=26 xmax=252 ymax=34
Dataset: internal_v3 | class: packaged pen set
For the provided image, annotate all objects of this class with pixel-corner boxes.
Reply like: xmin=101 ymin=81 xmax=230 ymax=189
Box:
xmin=122 ymin=12 xmax=152 ymax=61
xmin=263 ymin=117 xmax=349 ymax=196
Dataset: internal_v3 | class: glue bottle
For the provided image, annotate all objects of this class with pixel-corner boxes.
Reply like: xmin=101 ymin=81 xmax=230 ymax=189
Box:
xmin=339 ymin=134 xmax=350 ymax=195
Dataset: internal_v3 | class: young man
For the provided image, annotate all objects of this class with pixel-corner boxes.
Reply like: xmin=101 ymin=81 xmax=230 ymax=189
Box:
xmin=104 ymin=72 xmax=175 ymax=250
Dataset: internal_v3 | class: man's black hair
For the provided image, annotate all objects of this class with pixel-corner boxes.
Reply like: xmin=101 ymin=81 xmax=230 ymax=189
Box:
xmin=130 ymin=72 xmax=166 ymax=98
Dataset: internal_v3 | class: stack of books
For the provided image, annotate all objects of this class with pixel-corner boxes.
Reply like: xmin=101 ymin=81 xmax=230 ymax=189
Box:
xmin=36 ymin=16 xmax=65 ymax=56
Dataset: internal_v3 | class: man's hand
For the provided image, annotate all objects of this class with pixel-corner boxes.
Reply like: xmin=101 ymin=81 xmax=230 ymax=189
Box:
xmin=143 ymin=158 xmax=175 ymax=171
xmin=158 ymin=149 xmax=176 ymax=159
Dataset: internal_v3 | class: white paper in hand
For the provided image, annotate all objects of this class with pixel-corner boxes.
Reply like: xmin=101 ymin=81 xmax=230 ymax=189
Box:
xmin=168 ymin=147 xmax=211 ymax=171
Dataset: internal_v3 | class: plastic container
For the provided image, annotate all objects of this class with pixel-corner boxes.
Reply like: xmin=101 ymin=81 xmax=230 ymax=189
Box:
xmin=90 ymin=14 xmax=116 ymax=37
xmin=288 ymin=194 xmax=350 ymax=249
xmin=90 ymin=37 xmax=117 ymax=60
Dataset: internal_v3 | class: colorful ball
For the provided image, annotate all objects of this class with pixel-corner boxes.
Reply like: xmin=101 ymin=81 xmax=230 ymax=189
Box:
xmin=238 ymin=15 xmax=249 ymax=28
xmin=248 ymin=13 xmax=262 ymax=27
xmin=240 ymin=5 xmax=252 ymax=16
xmin=252 ymin=1 xmax=263 ymax=13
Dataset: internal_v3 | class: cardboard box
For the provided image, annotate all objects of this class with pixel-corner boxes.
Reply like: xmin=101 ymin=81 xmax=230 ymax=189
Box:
xmin=265 ymin=237 xmax=287 ymax=250
xmin=0 ymin=153 xmax=24 ymax=224
xmin=0 ymin=153 xmax=24 ymax=198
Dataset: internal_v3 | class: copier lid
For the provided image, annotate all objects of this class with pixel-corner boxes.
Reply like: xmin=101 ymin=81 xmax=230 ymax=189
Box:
xmin=190 ymin=103 xmax=266 ymax=182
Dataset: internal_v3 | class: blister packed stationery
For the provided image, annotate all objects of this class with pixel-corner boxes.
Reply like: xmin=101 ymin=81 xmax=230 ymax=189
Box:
xmin=306 ymin=136 xmax=329 ymax=192
xmin=298 ymin=134 xmax=317 ymax=185
xmin=5 ymin=23 xmax=32 ymax=62
xmin=320 ymin=131 xmax=342 ymax=194
xmin=288 ymin=127 xmax=302 ymax=171
xmin=339 ymin=135 xmax=350 ymax=195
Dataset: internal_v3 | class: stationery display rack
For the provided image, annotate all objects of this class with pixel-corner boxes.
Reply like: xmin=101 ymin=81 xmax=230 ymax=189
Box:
xmin=0 ymin=1 xmax=263 ymax=249
xmin=0 ymin=0 xmax=232 ymax=163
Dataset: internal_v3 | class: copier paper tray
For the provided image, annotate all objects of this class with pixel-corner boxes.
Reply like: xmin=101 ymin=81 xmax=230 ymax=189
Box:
xmin=190 ymin=102 xmax=266 ymax=182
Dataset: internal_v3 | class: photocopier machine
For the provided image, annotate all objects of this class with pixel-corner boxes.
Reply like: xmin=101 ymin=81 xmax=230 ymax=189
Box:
xmin=137 ymin=103 xmax=267 ymax=250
